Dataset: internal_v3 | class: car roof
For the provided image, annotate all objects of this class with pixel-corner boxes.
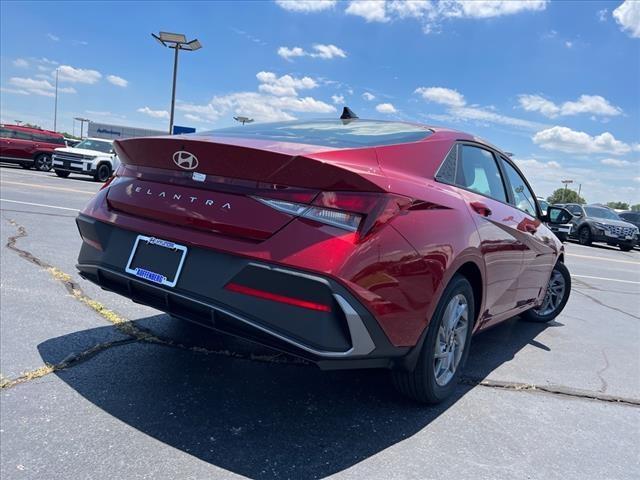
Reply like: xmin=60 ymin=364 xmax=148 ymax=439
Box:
xmin=82 ymin=137 xmax=113 ymax=143
xmin=1 ymin=123 xmax=62 ymax=136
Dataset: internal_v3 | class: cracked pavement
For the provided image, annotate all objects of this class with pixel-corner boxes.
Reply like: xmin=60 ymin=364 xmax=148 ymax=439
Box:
xmin=1 ymin=165 xmax=639 ymax=479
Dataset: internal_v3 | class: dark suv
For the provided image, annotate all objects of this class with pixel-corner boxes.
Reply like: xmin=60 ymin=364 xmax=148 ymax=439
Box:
xmin=0 ymin=124 xmax=66 ymax=171
xmin=565 ymin=203 xmax=639 ymax=251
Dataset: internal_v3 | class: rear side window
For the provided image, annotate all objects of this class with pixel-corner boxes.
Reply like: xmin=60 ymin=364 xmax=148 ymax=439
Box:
xmin=0 ymin=127 xmax=15 ymax=138
xmin=435 ymin=144 xmax=457 ymax=183
xmin=455 ymin=145 xmax=507 ymax=202
xmin=565 ymin=204 xmax=583 ymax=216
xmin=13 ymin=130 xmax=33 ymax=141
xmin=500 ymin=158 xmax=538 ymax=217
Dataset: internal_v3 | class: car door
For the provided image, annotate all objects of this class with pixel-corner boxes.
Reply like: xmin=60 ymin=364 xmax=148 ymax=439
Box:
xmin=498 ymin=156 xmax=558 ymax=306
xmin=453 ymin=143 xmax=525 ymax=323
xmin=565 ymin=204 xmax=585 ymax=234
xmin=8 ymin=129 xmax=35 ymax=160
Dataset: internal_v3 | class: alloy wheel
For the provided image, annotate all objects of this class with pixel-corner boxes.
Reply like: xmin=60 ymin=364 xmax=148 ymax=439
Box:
xmin=433 ymin=293 xmax=468 ymax=386
xmin=533 ymin=269 xmax=566 ymax=316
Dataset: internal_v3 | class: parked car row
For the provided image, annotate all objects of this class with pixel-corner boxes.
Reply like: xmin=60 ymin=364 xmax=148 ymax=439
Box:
xmin=0 ymin=124 xmax=119 ymax=182
xmin=555 ymin=203 xmax=639 ymax=251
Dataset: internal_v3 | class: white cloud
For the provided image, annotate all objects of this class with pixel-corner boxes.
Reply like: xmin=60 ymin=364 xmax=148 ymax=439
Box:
xmin=8 ymin=77 xmax=76 ymax=97
xmin=256 ymin=71 xmax=318 ymax=97
xmin=137 ymin=107 xmax=169 ymax=119
xmin=376 ymin=102 xmax=397 ymax=113
xmin=331 ymin=94 xmax=345 ymax=104
xmin=415 ymin=86 xmax=465 ymax=107
xmin=184 ymin=113 xmax=206 ymax=123
xmin=564 ymin=40 xmax=573 ymax=48
xmin=311 ymin=44 xmax=347 ymax=59
xmin=106 ymin=75 xmax=128 ymax=87
xmin=533 ymin=126 xmax=632 ymax=155
xmin=515 ymin=158 xmax=562 ymax=171
xmin=57 ymin=65 xmax=102 ymax=84
xmin=176 ymin=70 xmax=335 ymax=123
xmin=12 ymin=58 xmax=29 ymax=68
xmin=275 ymin=0 xmax=336 ymax=12
xmin=518 ymin=94 xmax=622 ymax=118
xmin=597 ymin=8 xmax=608 ymax=22
xmin=277 ymin=46 xmax=306 ymax=61
xmin=600 ymin=158 xmax=633 ymax=167
xmin=346 ymin=1 xmax=389 ymax=22
xmin=613 ymin=0 xmax=640 ymax=38
xmin=518 ymin=94 xmax=560 ymax=117
xmin=47 ymin=33 xmax=59 ymax=41
xmin=346 ymin=0 xmax=547 ymax=32
xmin=443 ymin=1 xmax=547 ymax=19
xmin=277 ymin=44 xmax=347 ymax=61
xmin=362 ymin=92 xmax=376 ymax=101
xmin=448 ymin=106 xmax=545 ymax=130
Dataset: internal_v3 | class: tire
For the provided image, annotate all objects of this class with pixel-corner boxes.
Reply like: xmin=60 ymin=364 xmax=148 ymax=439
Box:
xmin=619 ymin=243 xmax=633 ymax=252
xmin=54 ymin=170 xmax=70 ymax=178
xmin=392 ymin=274 xmax=475 ymax=404
xmin=521 ymin=261 xmax=571 ymax=323
xmin=578 ymin=226 xmax=592 ymax=246
xmin=93 ymin=163 xmax=112 ymax=182
xmin=34 ymin=153 xmax=52 ymax=171
xmin=555 ymin=233 xmax=567 ymax=243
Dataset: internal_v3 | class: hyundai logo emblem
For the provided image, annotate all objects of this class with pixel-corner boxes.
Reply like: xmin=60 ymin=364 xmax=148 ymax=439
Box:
xmin=173 ymin=150 xmax=199 ymax=170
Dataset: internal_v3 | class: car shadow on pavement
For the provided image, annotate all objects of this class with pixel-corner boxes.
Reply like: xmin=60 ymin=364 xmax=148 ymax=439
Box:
xmin=37 ymin=315 xmax=557 ymax=479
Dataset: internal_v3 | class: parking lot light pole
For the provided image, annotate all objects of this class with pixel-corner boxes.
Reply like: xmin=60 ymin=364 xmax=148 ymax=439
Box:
xmin=53 ymin=68 xmax=59 ymax=132
xmin=74 ymin=117 xmax=90 ymax=139
xmin=561 ymin=179 xmax=574 ymax=202
xmin=151 ymin=32 xmax=202 ymax=135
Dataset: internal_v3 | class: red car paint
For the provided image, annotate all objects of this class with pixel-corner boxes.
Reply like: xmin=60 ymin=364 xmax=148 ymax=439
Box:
xmin=0 ymin=124 xmax=66 ymax=167
xmin=79 ymin=121 xmax=562 ymax=349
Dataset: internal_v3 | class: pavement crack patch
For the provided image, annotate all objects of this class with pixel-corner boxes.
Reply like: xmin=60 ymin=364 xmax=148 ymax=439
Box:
xmin=596 ymin=349 xmax=610 ymax=393
xmin=460 ymin=376 xmax=639 ymax=407
xmin=3 ymin=218 xmax=306 ymax=387
xmin=1 ymin=338 xmax=138 ymax=390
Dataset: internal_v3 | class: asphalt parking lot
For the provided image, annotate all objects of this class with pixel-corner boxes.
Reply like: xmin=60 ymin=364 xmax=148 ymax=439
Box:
xmin=1 ymin=164 xmax=639 ymax=480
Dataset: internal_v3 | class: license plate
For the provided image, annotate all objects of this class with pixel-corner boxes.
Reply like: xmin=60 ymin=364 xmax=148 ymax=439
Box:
xmin=125 ymin=235 xmax=187 ymax=288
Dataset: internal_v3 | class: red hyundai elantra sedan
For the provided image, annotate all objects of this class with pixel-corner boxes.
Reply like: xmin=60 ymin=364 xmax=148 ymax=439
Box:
xmin=76 ymin=116 xmax=572 ymax=403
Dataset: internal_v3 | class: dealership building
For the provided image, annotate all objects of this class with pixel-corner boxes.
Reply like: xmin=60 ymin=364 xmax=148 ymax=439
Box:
xmin=87 ymin=122 xmax=195 ymax=140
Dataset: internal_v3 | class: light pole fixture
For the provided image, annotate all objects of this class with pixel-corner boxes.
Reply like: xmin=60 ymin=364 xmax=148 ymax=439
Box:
xmin=561 ymin=179 xmax=573 ymax=202
xmin=152 ymin=31 xmax=202 ymax=135
xmin=74 ymin=117 xmax=90 ymax=138
xmin=233 ymin=116 xmax=254 ymax=125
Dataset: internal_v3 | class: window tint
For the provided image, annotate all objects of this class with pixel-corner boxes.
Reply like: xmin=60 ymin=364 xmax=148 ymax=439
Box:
xmin=0 ymin=127 xmax=14 ymax=139
xmin=435 ymin=145 xmax=457 ymax=183
xmin=500 ymin=158 xmax=538 ymax=216
xmin=455 ymin=145 xmax=506 ymax=202
xmin=13 ymin=130 xmax=33 ymax=141
xmin=584 ymin=207 xmax=620 ymax=220
xmin=566 ymin=205 xmax=582 ymax=216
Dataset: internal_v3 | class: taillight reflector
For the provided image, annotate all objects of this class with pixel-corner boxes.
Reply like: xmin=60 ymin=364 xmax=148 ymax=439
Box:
xmin=225 ymin=282 xmax=332 ymax=312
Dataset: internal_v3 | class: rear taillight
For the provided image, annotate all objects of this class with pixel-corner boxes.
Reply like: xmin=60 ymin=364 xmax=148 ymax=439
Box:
xmin=253 ymin=191 xmax=412 ymax=237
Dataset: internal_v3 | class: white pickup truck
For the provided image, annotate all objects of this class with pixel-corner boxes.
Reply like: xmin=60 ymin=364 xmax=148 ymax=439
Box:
xmin=52 ymin=138 xmax=120 ymax=182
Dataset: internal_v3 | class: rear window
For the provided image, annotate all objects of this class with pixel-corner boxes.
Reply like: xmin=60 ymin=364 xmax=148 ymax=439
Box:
xmin=584 ymin=207 xmax=620 ymax=220
xmin=201 ymin=120 xmax=433 ymax=148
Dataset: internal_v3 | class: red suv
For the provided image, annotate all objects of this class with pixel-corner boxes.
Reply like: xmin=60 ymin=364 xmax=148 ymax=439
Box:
xmin=0 ymin=124 xmax=66 ymax=171
xmin=75 ymin=117 xmax=573 ymax=403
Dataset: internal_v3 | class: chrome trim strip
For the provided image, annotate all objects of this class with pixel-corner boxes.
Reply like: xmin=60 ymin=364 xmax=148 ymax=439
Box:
xmin=83 ymin=264 xmax=376 ymax=358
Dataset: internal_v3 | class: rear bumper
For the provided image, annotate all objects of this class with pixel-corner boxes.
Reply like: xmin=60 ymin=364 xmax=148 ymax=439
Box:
xmin=76 ymin=214 xmax=409 ymax=369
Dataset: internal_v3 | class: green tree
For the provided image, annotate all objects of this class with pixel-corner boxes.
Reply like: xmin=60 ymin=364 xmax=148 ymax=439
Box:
xmin=59 ymin=131 xmax=80 ymax=140
xmin=631 ymin=204 xmax=640 ymax=212
xmin=606 ymin=201 xmax=629 ymax=210
xmin=547 ymin=188 xmax=586 ymax=205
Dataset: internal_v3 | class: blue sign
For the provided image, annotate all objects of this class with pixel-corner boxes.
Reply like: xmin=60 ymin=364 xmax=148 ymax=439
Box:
xmin=172 ymin=125 xmax=196 ymax=135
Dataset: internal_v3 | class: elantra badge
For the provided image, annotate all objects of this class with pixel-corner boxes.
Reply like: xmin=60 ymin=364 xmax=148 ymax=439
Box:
xmin=173 ymin=150 xmax=199 ymax=170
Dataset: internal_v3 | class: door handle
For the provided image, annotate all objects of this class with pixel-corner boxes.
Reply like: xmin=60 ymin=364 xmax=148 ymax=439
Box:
xmin=470 ymin=201 xmax=492 ymax=217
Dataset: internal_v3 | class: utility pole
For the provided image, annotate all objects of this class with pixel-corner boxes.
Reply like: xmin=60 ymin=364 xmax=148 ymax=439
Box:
xmin=561 ymin=179 xmax=573 ymax=202
xmin=53 ymin=68 xmax=59 ymax=132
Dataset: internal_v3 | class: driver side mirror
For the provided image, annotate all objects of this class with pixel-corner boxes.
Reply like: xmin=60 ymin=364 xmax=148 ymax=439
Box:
xmin=545 ymin=206 xmax=573 ymax=224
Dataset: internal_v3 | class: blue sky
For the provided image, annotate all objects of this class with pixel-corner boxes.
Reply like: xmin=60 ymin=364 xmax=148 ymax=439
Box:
xmin=1 ymin=0 xmax=639 ymax=203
